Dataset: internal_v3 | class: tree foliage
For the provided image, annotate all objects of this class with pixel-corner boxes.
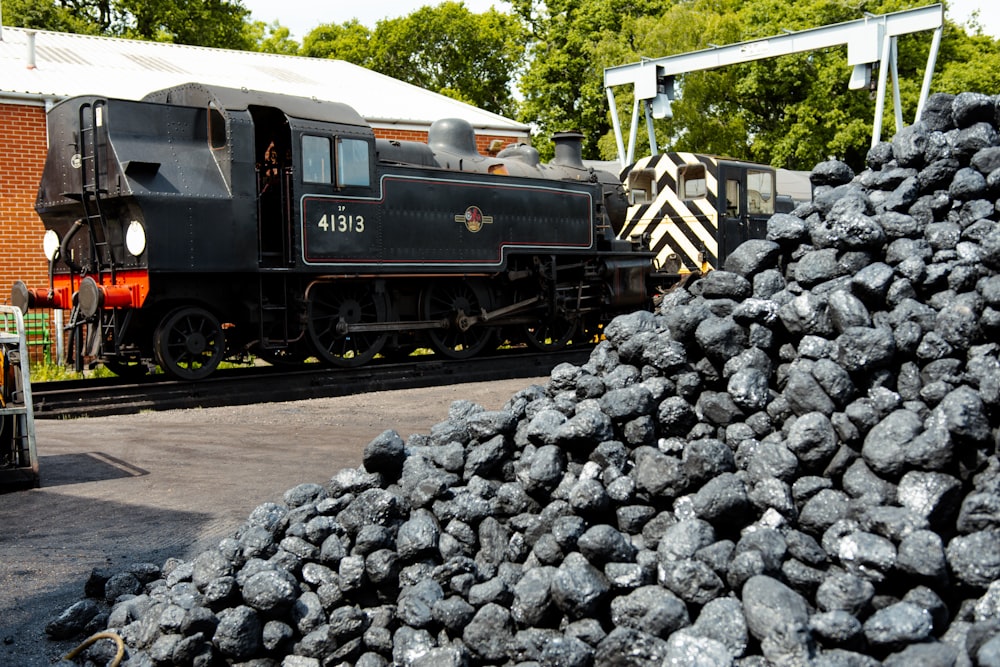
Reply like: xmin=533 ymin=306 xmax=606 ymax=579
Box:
xmin=302 ymin=3 xmax=528 ymax=117
xmin=590 ymin=0 xmax=1000 ymax=171
xmin=1 ymin=0 xmax=252 ymax=48
xmin=511 ymin=0 xmax=671 ymax=159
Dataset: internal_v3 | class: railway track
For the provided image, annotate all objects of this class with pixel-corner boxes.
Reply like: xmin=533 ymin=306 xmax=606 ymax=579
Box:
xmin=30 ymin=347 xmax=590 ymax=419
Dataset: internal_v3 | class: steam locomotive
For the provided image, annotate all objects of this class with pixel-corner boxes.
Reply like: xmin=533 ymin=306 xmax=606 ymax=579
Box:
xmin=11 ymin=83 xmax=656 ymax=380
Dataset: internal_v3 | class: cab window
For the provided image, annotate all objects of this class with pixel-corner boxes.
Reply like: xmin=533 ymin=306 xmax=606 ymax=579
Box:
xmin=208 ymin=105 xmax=226 ymax=150
xmin=302 ymin=135 xmax=332 ymax=184
xmin=747 ymin=168 xmax=774 ymax=214
xmin=679 ymin=164 xmax=706 ymax=199
xmin=337 ymin=138 xmax=371 ymax=187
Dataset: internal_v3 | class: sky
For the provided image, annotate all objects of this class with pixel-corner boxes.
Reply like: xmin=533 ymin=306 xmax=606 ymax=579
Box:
xmin=241 ymin=0 xmax=999 ymax=41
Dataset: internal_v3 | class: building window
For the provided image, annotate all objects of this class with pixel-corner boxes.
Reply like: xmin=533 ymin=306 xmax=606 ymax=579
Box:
xmin=302 ymin=135 xmax=332 ymax=184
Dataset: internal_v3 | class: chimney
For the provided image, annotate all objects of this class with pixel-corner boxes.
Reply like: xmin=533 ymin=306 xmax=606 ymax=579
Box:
xmin=551 ymin=130 xmax=585 ymax=169
xmin=26 ymin=30 xmax=37 ymax=69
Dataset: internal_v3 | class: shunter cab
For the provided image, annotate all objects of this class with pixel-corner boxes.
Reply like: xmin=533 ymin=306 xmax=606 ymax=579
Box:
xmin=620 ymin=153 xmax=782 ymax=278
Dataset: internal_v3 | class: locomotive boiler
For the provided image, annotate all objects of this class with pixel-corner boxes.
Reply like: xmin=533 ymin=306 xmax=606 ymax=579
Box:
xmin=11 ymin=83 xmax=654 ymax=380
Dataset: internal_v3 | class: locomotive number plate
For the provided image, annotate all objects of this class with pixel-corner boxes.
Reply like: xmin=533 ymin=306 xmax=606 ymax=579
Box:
xmin=317 ymin=207 xmax=366 ymax=234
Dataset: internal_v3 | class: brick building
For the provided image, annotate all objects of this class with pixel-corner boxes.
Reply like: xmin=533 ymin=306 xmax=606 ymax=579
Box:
xmin=0 ymin=26 xmax=530 ymax=359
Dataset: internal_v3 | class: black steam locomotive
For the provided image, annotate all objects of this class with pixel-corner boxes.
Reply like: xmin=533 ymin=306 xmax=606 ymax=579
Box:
xmin=11 ymin=83 xmax=655 ymax=380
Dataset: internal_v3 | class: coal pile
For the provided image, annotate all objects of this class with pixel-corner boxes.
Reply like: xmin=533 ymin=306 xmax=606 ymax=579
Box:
xmin=54 ymin=91 xmax=1000 ymax=666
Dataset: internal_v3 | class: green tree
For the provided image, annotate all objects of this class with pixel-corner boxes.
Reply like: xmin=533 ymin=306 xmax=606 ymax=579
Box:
xmin=307 ymin=2 xmax=528 ymax=117
xmin=1 ymin=0 xmax=96 ymax=33
xmin=594 ymin=0 xmax=1000 ymax=171
xmin=247 ymin=20 xmax=300 ymax=55
xmin=300 ymin=20 xmax=372 ymax=64
xmin=1 ymin=0 xmax=252 ymax=48
xmin=512 ymin=0 xmax=671 ymax=159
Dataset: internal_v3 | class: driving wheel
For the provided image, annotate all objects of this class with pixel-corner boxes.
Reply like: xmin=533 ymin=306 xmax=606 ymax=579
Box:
xmin=306 ymin=282 xmax=388 ymax=367
xmin=421 ymin=280 xmax=492 ymax=359
xmin=153 ymin=307 xmax=226 ymax=381
xmin=523 ymin=313 xmax=577 ymax=351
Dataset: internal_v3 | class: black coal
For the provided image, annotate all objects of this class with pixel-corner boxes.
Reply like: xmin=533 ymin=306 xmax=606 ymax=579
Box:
xmin=52 ymin=91 xmax=1000 ymax=666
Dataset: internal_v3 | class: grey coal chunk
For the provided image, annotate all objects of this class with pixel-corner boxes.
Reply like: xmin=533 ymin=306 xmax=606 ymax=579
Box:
xmin=953 ymin=92 xmax=996 ymax=127
xmin=861 ymin=409 xmax=924 ymax=477
xmin=240 ymin=567 xmax=300 ymax=613
xmin=724 ymin=239 xmax=782 ymax=278
xmin=896 ymin=529 xmax=948 ymax=582
xmin=396 ymin=579 xmax=444 ymax=628
xmin=690 ymin=472 xmax=752 ymax=526
xmin=511 ymin=565 xmax=558 ymax=626
xmin=691 ymin=270 xmax=752 ymax=300
xmin=594 ymin=626 xmax=669 ymax=666
xmin=461 ymin=602 xmax=514 ymax=662
xmin=431 ymin=595 xmax=475 ymax=633
xmin=362 ymin=429 xmax=406 ymax=480
xmin=892 ymin=124 xmax=929 ymax=168
xmin=810 ymin=610 xmax=863 ymax=648
xmin=212 ymin=605 xmax=262 ymax=660
xmin=599 ymin=384 xmax=654 ymax=421
xmin=610 ymin=585 xmax=690 ymax=637
xmin=695 ymin=316 xmax=749 ymax=361
xmin=104 ymin=571 xmax=143 ymax=603
xmin=882 ymin=642 xmax=960 ymax=667
xmin=395 ymin=508 xmax=441 ymax=561
xmin=663 ymin=629 xmax=736 ymax=665
xmin=576 ymin=523 xmax=636 ymax=564
xmin=785 ymin=411 xmax=839 ymax=471
xmin=862 ymin=601 xmax=934 ymax=650
xmin=690 ymin=596 xmax=749 ymax=658
xmin=336 ymin=488 xmax=405 ymax=534
xmin=812 ymin=160 xmax=856 ymax=187
xmin=658 ymin=558 xmax=725 ymax=606
xmin=551 ymin=552 xmax=611 ymax=619
xmin=741 ymin=574 xmax=811 ymax=644
xmin=833 ymin=326 xmax=896 ymax=372
xmin=44 ymin=599 xmax=101 ymax=639
xmin=947 ymin=530 xmax=1000 ymax=588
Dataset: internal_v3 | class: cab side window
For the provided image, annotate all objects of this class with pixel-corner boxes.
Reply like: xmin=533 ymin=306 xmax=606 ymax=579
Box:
xmin=337 ymin=138 xmax=371 ymax=187
xmin=678 ymin=164 xmax=707 ymax=199
xmin=302 ymin=135 xmax=332 ymax=184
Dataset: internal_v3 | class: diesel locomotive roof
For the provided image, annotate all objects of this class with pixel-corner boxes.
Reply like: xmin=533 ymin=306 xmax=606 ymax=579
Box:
xmin=141 ymin=82 xmax=370 ymax=128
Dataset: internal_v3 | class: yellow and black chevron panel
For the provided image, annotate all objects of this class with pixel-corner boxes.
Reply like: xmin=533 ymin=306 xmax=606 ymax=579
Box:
xmin=620 ymin=152 xmax=722 ymax=274
xmin=620 ymin=152 xmax=778 ymax=276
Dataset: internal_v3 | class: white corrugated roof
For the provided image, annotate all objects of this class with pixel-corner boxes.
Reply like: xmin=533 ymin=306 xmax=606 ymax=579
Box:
xmin=0 ymin=26 xmax=528 ymax=134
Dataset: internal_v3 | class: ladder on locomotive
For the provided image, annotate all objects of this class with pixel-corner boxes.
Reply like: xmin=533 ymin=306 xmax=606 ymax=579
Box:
xmin=77 ymin=101 xmax=128 ymax=356
xmin=77 ymin=101 xmax=116 ymax=281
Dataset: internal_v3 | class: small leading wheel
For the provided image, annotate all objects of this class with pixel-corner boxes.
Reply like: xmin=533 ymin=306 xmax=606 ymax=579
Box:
xmin=306 ymin=282 xmax=388 ymax=367
xmin=153 ymin=307 xmax=226 ymax=381
xmin=421 ymin=280 xmax=492 ymax=359
xmin=523 ymin=314 xmax=577 ymax=351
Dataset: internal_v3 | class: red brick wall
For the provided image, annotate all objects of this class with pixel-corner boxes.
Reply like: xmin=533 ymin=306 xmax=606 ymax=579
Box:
xmin=0 ymin=103 xmax=48 ymax=305
xmin=374 ymin=128 xmax=525 ymax=155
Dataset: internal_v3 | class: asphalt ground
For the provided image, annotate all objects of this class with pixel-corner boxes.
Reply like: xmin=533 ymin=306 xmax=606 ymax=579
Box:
xmin=0 ymin=376 xmax=546 ymax=667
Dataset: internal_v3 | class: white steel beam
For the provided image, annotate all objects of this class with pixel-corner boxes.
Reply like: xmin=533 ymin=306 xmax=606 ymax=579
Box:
xmin=605 ymin=4 xmax=944 ymax=166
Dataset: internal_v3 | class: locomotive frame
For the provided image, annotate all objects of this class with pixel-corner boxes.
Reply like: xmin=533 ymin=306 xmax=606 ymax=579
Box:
xmin=13 ymin=83 xmax=654 ymax=380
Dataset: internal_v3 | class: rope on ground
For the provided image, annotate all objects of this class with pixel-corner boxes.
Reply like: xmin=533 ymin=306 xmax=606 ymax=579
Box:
xmin=63 ymin=631 xmax=125 ymax=667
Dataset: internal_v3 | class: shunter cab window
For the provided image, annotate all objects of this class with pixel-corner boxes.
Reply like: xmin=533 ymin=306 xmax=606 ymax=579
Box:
xmin=302 ymin=135 xmax=333 ymax=184
xmin=747 ymin=168 xmax=774 ymax=214
xmin=726 ymin=179 xmax=741 ymax=217
xmin=337 ymin=138 xmax=371 ymax=187
xmin=679 ymin=164 xmax=707 ymax=199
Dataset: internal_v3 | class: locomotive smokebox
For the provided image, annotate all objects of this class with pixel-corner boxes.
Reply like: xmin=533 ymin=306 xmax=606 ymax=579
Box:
xmin=551 ymin=131 xmax=586 ymax=169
